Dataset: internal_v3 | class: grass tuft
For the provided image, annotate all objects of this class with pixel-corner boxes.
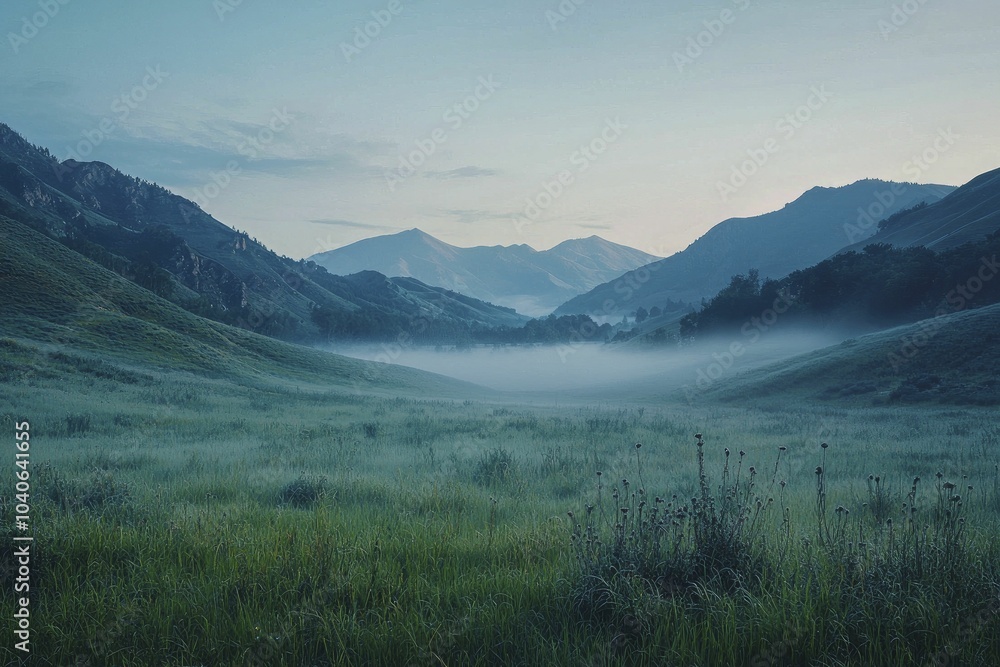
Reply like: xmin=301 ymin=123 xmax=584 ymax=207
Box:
xmin=278 ymin=474 xmax=328 ymax=507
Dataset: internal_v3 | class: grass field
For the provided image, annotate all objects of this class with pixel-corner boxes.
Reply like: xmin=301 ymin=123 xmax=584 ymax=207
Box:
xmin=1 ymin=338 xmax=999 ymax=666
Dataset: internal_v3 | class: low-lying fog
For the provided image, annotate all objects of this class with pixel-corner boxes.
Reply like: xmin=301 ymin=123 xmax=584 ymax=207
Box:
xmin=325 ymin=330 xmax=846 ymax=400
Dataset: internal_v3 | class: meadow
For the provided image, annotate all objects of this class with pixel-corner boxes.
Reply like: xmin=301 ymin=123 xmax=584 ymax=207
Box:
xmin=1 ymin=347 xmax=999 ymax=666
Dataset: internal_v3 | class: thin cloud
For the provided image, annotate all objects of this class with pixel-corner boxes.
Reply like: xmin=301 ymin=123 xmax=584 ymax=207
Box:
xmin=441 ymin=208 xmax=521 ymax=224
xmin=309 ymin=219 xmax=395 ymax=231
xmin=424 ymin=166 xmax=499 ymax=180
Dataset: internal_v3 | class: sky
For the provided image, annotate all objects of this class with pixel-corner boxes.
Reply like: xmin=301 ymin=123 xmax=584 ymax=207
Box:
xmin=2 ymin=0 xmax=999 ymax=260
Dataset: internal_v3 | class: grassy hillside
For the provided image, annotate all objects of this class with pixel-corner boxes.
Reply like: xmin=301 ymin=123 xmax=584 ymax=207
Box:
xmin=698 ymin=302 xmax=1000 ymax=406
xmin=0 ymin=215 xmax=485 ymax=398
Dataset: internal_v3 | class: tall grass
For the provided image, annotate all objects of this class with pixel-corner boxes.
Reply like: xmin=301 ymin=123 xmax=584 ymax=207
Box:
xmin=567 ymin=435 xmax=1000 ymax=665
xmin=0 ymin=365 xmax=998 ymax=665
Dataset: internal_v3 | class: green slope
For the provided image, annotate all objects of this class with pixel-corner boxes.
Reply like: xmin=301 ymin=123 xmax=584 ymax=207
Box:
xmin=0 ymin=215 xmax=487 ymax=398
xmin=0 ymin=122 xmax=526 ymax=344
xmin=696 ymin=302 xmax=1000 ymax=406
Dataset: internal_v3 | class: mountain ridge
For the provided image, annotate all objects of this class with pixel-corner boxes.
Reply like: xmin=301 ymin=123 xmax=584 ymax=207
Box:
xmin=308 ymin=229 xmax=662 ymax=317
xmin=0 ymin=122 xmax=527 ymax=344
xmin=554 ymin=179 xmax=956 ymax=316
xmin=839 ymin=166 xmax=1000 ymax=253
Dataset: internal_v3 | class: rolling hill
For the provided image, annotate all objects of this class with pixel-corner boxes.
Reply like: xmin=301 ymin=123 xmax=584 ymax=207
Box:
xmin=0 ymin=213 xmax=485 ymax=398
xmin=554 ymin=180 xmax=955 ymax=316
xmin=693 ymin=302 xmax=1000 ymax=406
xmin=308 ymin=229 xmax=661 ymax=317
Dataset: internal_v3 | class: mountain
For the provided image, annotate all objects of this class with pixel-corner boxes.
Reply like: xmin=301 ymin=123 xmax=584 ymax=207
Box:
xmin=554 ymin=180 xmax=956 ymax=316
xmin=839 ymin=166 xmax=1000 ymax=253
xmin=308 ymin=229 xmax=661 ymax=317
xmin=0 ymin=123 xmax=525 ymax=344
xmin=0 ymin=212 xmax=484 ymax=398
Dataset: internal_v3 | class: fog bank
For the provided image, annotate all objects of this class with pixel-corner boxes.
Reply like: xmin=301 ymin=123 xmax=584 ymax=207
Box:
xmin=324 ymin=330 xmax=844 ymax=398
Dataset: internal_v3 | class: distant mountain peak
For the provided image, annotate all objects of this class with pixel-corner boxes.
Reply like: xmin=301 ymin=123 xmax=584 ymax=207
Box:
xmin=308 ymin=229 xmax=661 ymax=317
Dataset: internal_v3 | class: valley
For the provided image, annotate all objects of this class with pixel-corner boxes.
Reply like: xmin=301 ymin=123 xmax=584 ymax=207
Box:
xmin=2 ymin=8 xmax=1000 ymax=660
xmin=2 ymin=331 xmax=999 ymax=664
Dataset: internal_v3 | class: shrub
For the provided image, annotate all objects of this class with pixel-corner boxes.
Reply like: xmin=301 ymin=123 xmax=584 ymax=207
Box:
xmin=39 ymin=466 xmax=131 ymax=513
xmin=279 ymin=474 xmax=328 ymax=507
xmin=472 ymin=447 xmax=515 ymax=487
xmin=569 ymin=436 xmax=782 ymax=621
xmin=65 ymin=414 xmax=92 ymax=436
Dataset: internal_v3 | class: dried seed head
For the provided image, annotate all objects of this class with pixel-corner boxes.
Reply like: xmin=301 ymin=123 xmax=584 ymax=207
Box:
xmin=635 ymin=442 xmax=642 ymax=450
xmin=815 ymin=466 xmax=823 ymax=475
xmin=821 ymin=442 xmax=829 ymax=449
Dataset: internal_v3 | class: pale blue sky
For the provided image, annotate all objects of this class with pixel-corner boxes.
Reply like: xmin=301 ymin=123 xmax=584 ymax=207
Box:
xmin=2 ymin=0 xmax=998 ymax=258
